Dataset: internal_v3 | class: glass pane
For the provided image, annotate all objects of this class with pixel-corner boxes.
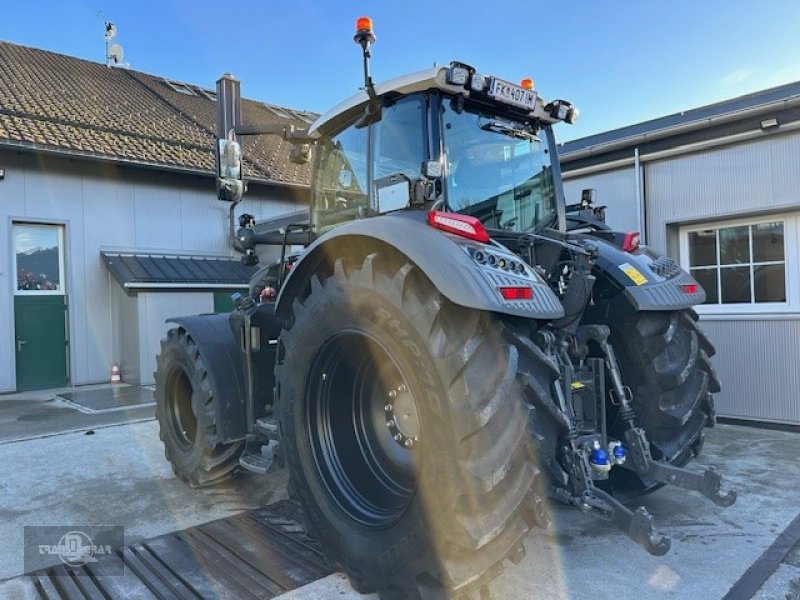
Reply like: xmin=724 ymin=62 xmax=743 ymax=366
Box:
xmin=719 ymin=225 xmax=750 ymax=265
xmin=720 ymin=266 xmax=751 ymax=303
xmin=688 ymin=230 xmax=717 ymax=267
xmin=311 ymin=124 xmax=368 ymax=232
xmin=373 ymin=96 xmax=426 ymax=181
xmin=754 ymin=264 xmax=786 ymax=302
xmin=752 ymin=221 xmax=784 ymax=262
xmin=15 ymin=224 xmax=62 ymax=292
xmin=691 ymin=268 xmax=718 ymax=304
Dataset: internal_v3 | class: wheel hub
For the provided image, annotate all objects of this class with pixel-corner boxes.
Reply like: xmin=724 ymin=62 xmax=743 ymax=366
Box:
xmin=384 ymin=383 xmax=420 ymax=449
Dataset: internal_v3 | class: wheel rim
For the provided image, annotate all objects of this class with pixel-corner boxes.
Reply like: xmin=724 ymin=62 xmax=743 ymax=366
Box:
xmin=306 ymin=332 xmax=420 ymax=529
xmin=165 ymin=368 xmax=197 ymax=451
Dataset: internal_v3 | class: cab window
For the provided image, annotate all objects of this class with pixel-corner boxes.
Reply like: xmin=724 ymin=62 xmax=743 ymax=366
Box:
xmin=371 ymin=96 xmax=427 ymax=212
xmin=311 ymin=124 xmax=368 ymax=232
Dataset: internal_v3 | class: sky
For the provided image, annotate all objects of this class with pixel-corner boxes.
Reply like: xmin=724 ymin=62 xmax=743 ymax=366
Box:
xmin=2 ymin=1 xmax=800 ymax=141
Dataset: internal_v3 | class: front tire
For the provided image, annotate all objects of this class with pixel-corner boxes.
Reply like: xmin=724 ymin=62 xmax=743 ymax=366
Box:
xmin=154 ymin=328 xmax=242 ymax=486
xmin=276 ymin=254 xmax=543 ymax=599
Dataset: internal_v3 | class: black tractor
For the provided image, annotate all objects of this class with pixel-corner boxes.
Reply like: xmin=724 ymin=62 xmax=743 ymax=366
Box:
xmin=154 ymin=18 xmax=735 ymax=599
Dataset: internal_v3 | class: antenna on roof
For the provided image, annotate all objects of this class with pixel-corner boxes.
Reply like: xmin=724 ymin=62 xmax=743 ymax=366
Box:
xmin=104 ymin=21 xmax=127 ymax=68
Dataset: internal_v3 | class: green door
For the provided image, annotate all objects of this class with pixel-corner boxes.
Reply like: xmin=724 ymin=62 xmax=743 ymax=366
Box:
xmin=14 ymin=296 xmax=69 ymax=390
xmin=13 ymin=223 xmax=69 ymax=391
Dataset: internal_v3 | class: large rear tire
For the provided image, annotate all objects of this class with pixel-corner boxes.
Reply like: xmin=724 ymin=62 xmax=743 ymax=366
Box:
xmin=154 ymin=328 xmax=243 ymax=487
xmin=606 ymin=309 xmax=719 ymax=490
xmin=276 ymin=254 xmax=547 ymax=599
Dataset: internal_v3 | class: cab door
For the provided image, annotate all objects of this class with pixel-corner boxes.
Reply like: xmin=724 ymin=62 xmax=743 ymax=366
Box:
xmin=13 ymin=223 xmax=69 ymax=391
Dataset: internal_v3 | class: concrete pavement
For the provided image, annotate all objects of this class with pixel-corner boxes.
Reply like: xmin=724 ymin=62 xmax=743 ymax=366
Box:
xmin=0 ymin=385 xmax=798 ymax=599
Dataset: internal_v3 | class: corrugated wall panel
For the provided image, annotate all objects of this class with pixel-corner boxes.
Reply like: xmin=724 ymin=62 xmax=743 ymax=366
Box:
xmin=137 ymin=292 xmax=213 ymax=386
xmin=562 ymin=166 xmax=641 ymax=233
xmin=0 ymin=149 xmax=300 ymax=392
xmin=700 ymin=318 xmax=800 ymax=424
xmin=645 ymin=131 xmax=800 ymax=252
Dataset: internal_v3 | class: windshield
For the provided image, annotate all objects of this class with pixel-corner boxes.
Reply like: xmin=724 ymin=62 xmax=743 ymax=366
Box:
xmin=442 ymin=99 xmax=557 ymax=232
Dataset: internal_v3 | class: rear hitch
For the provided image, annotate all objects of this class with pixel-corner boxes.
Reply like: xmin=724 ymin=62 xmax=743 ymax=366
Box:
xmin=556 ymin=448 xmax=671 ymax=555
xmin=581 ymin=488 xmax=671 ymax=556
xmin=623 ymin=427 xmax=737 ymax=507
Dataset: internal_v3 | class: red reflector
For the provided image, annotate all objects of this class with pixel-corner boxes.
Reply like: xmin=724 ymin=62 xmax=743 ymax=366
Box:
xmin=681 ymin=283 xmax=698 ymax=294
xmin=622 ymin=232 xmax=640 ymax=252
xmin=427 ymin=211 xmax=490 ymax=243
xmin=499 ymin=286 xmax=533 ymax=300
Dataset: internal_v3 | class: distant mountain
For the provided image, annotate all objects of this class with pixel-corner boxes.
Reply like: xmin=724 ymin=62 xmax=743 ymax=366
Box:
xmin=16 ymin=247 xmax=60 ymax=289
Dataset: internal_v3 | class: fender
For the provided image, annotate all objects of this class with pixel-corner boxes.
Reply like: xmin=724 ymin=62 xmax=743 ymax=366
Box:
xmin=275 ymin=212 xmax=565 ymax=321
xmin=584 ymin=235 xmax=705 ymax=312
xmin=166 ymin=314 xmax=248 ymax=443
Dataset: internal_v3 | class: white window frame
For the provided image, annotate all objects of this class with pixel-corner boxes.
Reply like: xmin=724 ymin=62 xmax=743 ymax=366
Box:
xmin=12 ymin=223 xmax=66 ymax=296
xmin=679 ymin=212 xmax=799 ymax=317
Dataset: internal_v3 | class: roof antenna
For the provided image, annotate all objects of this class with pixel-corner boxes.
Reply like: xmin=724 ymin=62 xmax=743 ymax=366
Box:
xmin=104 ymin=21 xmax=126 ymax=68
xmin=353 ymin=16 xmax=377 ymax=99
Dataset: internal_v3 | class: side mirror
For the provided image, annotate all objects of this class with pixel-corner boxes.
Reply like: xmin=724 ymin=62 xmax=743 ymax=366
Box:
xmin=217 ymin=138 xmax=244 ymax=202
xmin=581 ymin=188 xmax=596 ymax=207
xmin=290 ymin=143 xmax=311 ymax=165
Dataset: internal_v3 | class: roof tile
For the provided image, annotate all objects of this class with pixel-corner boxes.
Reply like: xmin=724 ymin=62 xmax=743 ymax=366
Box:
xmin=0 ymin=41 xmax=316 ymax=185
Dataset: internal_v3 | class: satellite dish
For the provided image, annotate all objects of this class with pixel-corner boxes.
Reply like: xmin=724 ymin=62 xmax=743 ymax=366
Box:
xmin=108 ymin=43 xmax=124 ymax=65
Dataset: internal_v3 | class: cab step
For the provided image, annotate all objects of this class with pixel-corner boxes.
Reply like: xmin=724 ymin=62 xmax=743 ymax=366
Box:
xmin=238 ymin=439 xmax=278 ymax=474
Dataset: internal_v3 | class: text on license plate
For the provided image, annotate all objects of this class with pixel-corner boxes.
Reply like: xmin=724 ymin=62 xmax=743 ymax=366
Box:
xmin=488 ymin=78 xmax=537 ymax=110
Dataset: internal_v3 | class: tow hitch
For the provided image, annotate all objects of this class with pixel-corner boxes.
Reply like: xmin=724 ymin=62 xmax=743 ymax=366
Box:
xmin=551 ymin=324 xmax=737 ymax=554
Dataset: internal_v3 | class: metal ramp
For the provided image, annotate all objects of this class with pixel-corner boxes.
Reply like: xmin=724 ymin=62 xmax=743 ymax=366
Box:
xmin=31 ymin=500 xmax=331 ymax=600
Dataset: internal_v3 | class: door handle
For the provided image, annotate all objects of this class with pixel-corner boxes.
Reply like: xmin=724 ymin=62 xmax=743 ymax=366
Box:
xmin=16 ymin=337 xmax=27 ymax=352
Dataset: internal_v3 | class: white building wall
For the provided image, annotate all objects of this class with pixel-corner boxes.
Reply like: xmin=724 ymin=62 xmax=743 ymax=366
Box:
xmin=0 ymin=149 xmax=303 ymax=392
xmin=562 ymin=166 xmax=642 ymax=233
xmin=645 ymin=132 xmax=800 ymax=252
xmin=137 ymin=292 xmax=213 ymax=386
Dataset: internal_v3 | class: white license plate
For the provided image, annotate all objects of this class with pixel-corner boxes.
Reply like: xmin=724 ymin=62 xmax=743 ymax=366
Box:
xmin=488 ymin=78 xmax=537 ymax=110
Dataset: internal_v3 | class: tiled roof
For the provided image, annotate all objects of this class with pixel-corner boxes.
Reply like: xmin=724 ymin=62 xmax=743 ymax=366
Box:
xmin=0 ymin=41 xmax=315 ymax=185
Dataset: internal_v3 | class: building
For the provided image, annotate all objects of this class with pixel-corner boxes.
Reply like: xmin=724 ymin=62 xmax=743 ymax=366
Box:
xmin=1 ymin=41 xmax=313 ymax=392
xmin=560 ymin=82 xmax=800 ymax=426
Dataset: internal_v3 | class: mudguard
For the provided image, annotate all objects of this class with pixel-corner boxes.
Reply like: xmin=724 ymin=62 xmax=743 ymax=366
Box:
xmin=586 ymin=236 xmax=705 ymax=312
xmin=276 ymin=212 xmax=565 ymax=321
xmin=166 ymin=313 xmax=248 ymax=444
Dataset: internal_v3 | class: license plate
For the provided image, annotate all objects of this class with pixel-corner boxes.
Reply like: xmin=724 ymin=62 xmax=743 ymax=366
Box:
xmin=488 ymin=78 xmax=537 ymax=110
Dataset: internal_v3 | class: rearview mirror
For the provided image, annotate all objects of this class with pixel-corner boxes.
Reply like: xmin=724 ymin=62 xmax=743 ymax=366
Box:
xmin=217 ymin=138 xmax=244 ymax=202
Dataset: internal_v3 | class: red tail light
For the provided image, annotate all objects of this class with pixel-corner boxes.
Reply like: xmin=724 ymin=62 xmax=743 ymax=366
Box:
xmin=427 ymin=211 xmax=490 ymax=243
xmin=499 ymin=286 xmax=533 ymax=300
xmin=681 ymin=283 xmax=698 ymax=294
xmin=622 ymin=232 xmax=640 ymax=252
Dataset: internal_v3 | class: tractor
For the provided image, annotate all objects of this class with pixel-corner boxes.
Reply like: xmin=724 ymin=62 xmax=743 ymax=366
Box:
xmin=154 ymin=17 xmax=736 ymax=599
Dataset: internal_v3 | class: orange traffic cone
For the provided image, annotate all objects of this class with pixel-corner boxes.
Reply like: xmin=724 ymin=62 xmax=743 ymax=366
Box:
xmin=111 ymin=361 xmax=122 ymax=385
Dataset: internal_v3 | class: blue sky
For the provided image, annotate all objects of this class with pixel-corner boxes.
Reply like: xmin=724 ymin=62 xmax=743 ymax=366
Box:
xmin=3 ymin=1 xmax=800 ymax=141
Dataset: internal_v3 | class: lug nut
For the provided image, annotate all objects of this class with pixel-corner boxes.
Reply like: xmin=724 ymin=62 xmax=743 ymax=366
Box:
xmin=394 ymin=434 xmax=403 ymax=442
xmin=404 ymin=439 xmax=413 ymax=448
xmin=398 ymin=384 xmax=407 ymax=393
xmin=388 ymin=390 xmax=397 ymax=398
xmin=385 ymin=404 xmax=393 ymax=411
xmin=386 ymin=420 xmax=395 ymax=428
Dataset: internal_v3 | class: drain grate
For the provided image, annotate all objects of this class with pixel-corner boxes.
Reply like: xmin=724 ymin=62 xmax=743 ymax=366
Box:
xmin=55 ymin=386 xmax=155 ymax=414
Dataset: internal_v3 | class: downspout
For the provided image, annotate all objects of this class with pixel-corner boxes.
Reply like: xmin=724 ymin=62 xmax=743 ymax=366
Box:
xmin=634 ymin=147 xmax=646 ymax=244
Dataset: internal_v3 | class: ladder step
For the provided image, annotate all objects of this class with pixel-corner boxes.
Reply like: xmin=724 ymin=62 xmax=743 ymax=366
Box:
xmin=238 ymin=440 xmax=278 ymax=474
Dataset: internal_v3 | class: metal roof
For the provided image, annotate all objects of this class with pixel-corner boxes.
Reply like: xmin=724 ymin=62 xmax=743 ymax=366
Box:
xmin=560 ymin=79 xmax=800 ymax=159
xmin=102 ymin=252 xmax=257 ymax=292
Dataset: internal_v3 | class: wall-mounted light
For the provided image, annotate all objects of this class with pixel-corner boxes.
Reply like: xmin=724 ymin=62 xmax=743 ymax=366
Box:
xmin=760 ymin=118 xmax=779 ymax=131
xmin=0 ymin=168 xmax=5 ymax=180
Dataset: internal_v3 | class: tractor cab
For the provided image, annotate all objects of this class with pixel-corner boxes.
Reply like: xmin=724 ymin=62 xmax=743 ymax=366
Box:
xmin=306 ymin=61 xmax=578 ymax=240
